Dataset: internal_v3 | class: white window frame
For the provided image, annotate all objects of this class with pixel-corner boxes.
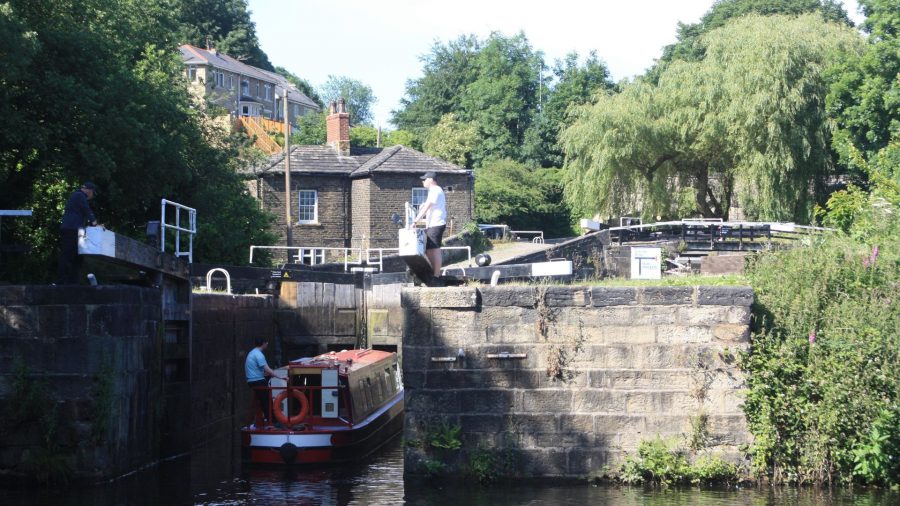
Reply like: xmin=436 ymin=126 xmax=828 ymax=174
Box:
xmin=187 ymin=67 xmax=196 ymax=82
xmin=264 ymin=84 xmax=272 ymax=100
xmin=215 ymin=71 xmax=225 ymax=87
xmin=297 ymin=189 xmax=318 ymax=224
xmin=241 ymin=80 xmax=249 ymax=96
xmin=296 ymin=248 xmax=325 ymax=265
xmin=411 ymin=187 xmax=428 ymax=214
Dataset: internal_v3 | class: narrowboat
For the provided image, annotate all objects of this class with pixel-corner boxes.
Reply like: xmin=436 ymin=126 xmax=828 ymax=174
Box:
xmin=241 ymin=348 xmax=404 ymax=465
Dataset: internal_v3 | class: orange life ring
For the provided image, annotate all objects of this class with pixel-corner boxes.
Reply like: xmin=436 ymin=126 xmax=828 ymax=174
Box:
xmin=272 ymin=389 xmax=310 ymax=426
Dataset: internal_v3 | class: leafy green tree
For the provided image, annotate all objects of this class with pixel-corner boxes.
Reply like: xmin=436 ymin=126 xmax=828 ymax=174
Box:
xmin=561 ymin=14 xmax=863 ymax=222
xmin=382 ymin=129 xmax=418 ymax=149
xmin=293 ymin=112 xmax=326 ymax=145
xmin=318 ymin=75 xmax=376 ymax=126
xmin=273 ymin=65 xmax=323 ymax=108
xmin=392 ymin=35 xmax=481 ymax=135
xmin=523 ymin=51 xmax=615 ymax=168
xmin=651 ymin=0 xmax=851 ymax=81
xmin=475 ymin=159 xmax=573 ymax=237
xmin=458 ymin=32 xmax=543 ymax=165
xmin=0 ymin=0 xmax=275 ymax=281
xmin=349 ymin=125 xmax=378 ymax=147
xmin=178 ymin=0 xmax=273 ymax=70
xmin=423 ymin=114 xmax=479 ymax=168
xmin=827 ymin=0 xmax=899 ymax=172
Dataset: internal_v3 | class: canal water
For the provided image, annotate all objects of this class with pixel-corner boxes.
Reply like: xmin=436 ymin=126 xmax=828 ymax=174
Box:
xmin=1 ymin=436 xmax=897 ymax=505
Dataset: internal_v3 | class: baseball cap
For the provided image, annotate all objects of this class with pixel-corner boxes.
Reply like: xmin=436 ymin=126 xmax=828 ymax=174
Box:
xmin=82 ymin=181 xmax=98 ymax=193
xmin=420 ymin=171 xmax=436 ymax=180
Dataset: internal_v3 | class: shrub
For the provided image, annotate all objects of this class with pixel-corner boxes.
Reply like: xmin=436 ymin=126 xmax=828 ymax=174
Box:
xmin=744 ymin=158 xmax=899 ymax=484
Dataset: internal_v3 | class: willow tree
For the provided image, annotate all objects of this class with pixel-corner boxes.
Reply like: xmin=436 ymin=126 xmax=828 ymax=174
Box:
xmin=561 ymin=14 xmax=862 ymax=222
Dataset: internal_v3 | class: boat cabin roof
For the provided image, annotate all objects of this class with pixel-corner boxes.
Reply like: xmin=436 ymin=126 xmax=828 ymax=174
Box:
xmin=287 ymin=349 xmax=395 ymax=376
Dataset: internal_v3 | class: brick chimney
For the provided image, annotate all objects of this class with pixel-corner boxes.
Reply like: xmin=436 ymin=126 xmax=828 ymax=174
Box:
xmin=326 ymin=98 xmax=350 ymax=156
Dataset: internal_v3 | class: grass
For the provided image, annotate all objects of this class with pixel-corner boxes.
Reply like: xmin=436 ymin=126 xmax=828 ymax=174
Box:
xmin=476 ymin=274 xmax=748 ymax=288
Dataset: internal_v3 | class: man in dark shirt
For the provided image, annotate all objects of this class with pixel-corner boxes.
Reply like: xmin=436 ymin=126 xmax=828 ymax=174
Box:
xmin=56 ymin=182 xmax=98 ymax=284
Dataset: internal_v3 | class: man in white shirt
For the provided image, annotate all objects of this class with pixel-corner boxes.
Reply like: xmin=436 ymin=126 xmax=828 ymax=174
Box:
xmin=409 ymin=171 xmax=446 ymax=279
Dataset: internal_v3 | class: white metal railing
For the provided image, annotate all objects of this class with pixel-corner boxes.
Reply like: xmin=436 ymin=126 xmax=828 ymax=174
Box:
xmin=249 ymin=246 xmax=363 ymax=271
xmin=441 ymin=246 xmax=472 ymax=266
xmin=160 ymin=199 xmax=196 ymax=263
xmin=205 ymin=268 xmax=231 ymax=294
xmin=405 ymin=202 xmax=416 ymax=228
xmin=249 ymin=244 xmax=472 ymax=272
xmin=510 ymin=230 xmax=544 ymax=244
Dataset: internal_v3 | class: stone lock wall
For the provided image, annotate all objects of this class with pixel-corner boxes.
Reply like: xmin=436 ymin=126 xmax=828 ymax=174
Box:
xmin=0 ymin=285 xmax=163 ymax=482
xmin=401 ymin=285 xmax=752 ymax=479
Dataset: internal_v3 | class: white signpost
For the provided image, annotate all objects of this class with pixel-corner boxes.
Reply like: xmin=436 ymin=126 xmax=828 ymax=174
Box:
xmin=630 ymin=247 xmax=661 ymax=280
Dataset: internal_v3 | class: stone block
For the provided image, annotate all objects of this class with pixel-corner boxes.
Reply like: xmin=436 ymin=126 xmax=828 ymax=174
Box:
xmin=589 ymin=369 xmax=693 ymax=390
xmin=631 ymin=306 xmax=677 ymax=325
xmin=402 ymin=287 xmax=477 ymax=308
xmin=504 ymin=414 xmax=558 ymax=433
xmin=697 ymin=286 xmax=753 ymax=306
xmin=427 ymin=369 xmax=517 ymax=389
xmin=713 ymin=324 xmax=750 ymax=343
xmin=402 ymin=309 xmax=432 ymax=346
xmin=559 ymin=414 xmax=594 ymax=434
xmin=675 ymin=306 xmax=730 ymax=326
xmin=460 ymin=389 xmax=518 ymax=413
xmin=567 ymin=449 xmax=616 ymax=476
xmin=406 ymin=389 xmax=460 ymax=414
xmin=643 ymin=414 xmax=691 ymax=435
xmin=1 ymin=305 xmax=39 ymax=338
xmin=601 ymin=326 xmax=657 ymax=344
xmin=578 ymin=306 xmax=633 ymax=326
xmin=593 ymin=414 xmax=647 ymax=435
xmin=572 ymin=389 xmax=627 ymax=413
xmin=522 ymin=389 xmax=572 ymax=413
xmin=590 ymin=287 xmax=637 ymax=307
xmin=516 ymin=369 xmax=587 ymax=389
xmin=516 ymin=449 xmax=568 ymax=477
xmin=656 ymin=325 xmax=714 ymax=344
xmin=404 ymin=370 xmax=425 ymax=389
xmin=460 ymin=414 xmax=503 ymax=433
xmin=640 ymin=286 xmax=694 ymax=305
xmin=545 ymin=287 xmax=589 ymax=307
xmin=523 ymin=431 xmax=591 ymax=449
xmin=725 ymin=306 xmax=751 ymax=325
xmin=592 ymin=345 xmax=638 ymax=369
xmin=485 ymin=324 xmax=536 ymax=344
xmin=625 ymin=391 xmax=696 ymax=415
xmin=479 ymin=286 xmax=536 ymax=307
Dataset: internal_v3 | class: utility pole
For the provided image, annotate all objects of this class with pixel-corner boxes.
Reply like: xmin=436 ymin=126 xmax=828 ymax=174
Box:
xmin=283 ymin=89 xmax=292 ymax=247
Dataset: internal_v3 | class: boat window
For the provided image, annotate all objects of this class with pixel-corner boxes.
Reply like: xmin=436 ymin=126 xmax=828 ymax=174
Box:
xmin=384 ymin=368 xmax=393 ymax=395
xmin=360 ymin=379 xmax=371 ymax=413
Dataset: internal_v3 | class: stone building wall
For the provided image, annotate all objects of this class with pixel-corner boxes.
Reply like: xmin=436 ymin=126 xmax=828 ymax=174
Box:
xmin=259 ymin=174 xmax=351 ymax=248
xmin=401 ymin=285 xmax=752 ymax=479
xmin=359 ymin=173 xmax=474 ymax=250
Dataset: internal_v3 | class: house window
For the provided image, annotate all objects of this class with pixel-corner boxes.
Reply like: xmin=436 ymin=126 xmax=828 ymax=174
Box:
xmin=296 ymin=248 xmax=325 ymax=265
xmin=411 ymin=187 xmax=428 ymax=214
xmin=215 ymin=71 xmax=224 ymax=87
xmin=241 ymin=80 xmax=249 ymax=96
xmin=187 ymin=67 xmax=196 ymax=81
xmin=297 ymin=189 xmax=317 ymax=224
xmin=264 ymin=84 xmax=272 ymax=100
xmin=228 ymin=75 xmax=234 ymax=89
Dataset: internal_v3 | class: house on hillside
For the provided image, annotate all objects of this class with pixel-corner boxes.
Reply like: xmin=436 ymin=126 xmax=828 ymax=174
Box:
xmin=179 ymin=44 xmax=320 ymax=122
xmin=244 ymin=101 xmax=474 ymax=258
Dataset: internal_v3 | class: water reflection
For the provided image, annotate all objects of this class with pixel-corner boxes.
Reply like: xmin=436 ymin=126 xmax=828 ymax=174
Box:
xmin=1 ymin=435 xmax=897 ymax=506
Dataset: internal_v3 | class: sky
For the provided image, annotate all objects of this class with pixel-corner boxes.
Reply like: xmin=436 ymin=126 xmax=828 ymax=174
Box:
xmin=249 ymin=0 xmax=864 ymax=128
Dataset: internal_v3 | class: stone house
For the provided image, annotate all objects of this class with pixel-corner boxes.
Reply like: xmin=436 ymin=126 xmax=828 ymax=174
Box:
xmin=179 ymin=44 xmax=320 ymax=122
xmin=245 ymin=101 xmax=474 ymax=258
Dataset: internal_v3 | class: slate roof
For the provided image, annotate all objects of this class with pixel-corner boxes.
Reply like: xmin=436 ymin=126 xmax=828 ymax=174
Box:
xmin=179 ymin=45 xmax=319 ymax=111
xmin=245 ymin=145 xmax=470 ymax=179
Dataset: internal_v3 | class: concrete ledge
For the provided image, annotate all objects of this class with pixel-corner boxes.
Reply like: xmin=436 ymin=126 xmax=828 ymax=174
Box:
xmin=590 ymin=287 xmax=637 ymax=306
xmin=401 ymin=287 xmax=478 ymax=308
xmin=639 ymin=286 xmax=694 ymax=305
xmin=697 ymin=286 xmax=753 ymax=306
xmin=480 ymin=286 xmax=535 ymax=307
